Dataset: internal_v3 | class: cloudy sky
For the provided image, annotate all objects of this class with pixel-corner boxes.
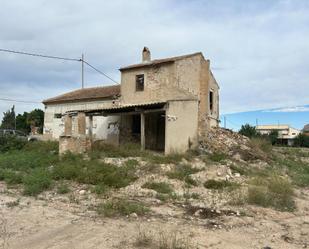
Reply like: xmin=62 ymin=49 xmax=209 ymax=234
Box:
xmin=0 ymin=0 xmax=308 ymax=124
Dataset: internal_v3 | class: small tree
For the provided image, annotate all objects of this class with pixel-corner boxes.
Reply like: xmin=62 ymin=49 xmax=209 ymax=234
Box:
xmin=16 ymin=112 xmax=31 ymax=133
xmin=0 ymin=105 xmax=16 ymax=129
xmin=294 ymin=133 xmax=309 ymax=148
xmin=268 ymin=130 xmax=279 ymax=145
xmin=239 ymin=124 xmax=259 ymax=138
xmin=27 ymin=109 xmax=44 ymax=134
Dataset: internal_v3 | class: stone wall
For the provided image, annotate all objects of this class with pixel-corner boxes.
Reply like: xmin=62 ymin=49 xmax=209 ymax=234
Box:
xmin=59 ymin=135 xmax=92 ymax=154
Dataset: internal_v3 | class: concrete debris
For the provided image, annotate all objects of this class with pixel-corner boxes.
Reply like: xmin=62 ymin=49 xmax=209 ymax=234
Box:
xmin=200 ymin=127 xmax=268 ymax=161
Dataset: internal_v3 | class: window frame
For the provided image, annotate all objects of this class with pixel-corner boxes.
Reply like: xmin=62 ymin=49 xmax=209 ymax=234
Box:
xmin=209 ymin=90 xmax=214 ymax=114
xmin=135 ymin=74 xmax=145 ymax=92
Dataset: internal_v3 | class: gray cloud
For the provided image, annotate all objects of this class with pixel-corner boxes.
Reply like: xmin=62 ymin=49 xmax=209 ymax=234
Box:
xmin=0 ymin=0 xmax=309 ymax=120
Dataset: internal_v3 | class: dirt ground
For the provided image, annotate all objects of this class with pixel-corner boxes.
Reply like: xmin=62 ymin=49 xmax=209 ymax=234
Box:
xmin=1 ymin=177 xmax=309 ymax=249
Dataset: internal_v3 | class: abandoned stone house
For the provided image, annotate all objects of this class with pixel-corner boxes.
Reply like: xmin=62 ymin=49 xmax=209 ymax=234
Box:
xmin=43 ymin=47 xmax=220 ymax=154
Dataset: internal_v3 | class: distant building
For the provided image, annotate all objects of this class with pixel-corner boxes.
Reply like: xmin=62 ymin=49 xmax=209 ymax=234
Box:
xmin=302 ymin=124 xmax=309 ymax=137
xmin=256 ymin=124 xmax=300 ymax=146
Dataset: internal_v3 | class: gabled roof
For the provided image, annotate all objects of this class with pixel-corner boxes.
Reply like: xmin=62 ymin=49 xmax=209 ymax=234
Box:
xmin=43 ymin=85 xmax=120 ymax=105
xmin=119 ymin=52 xmax=203 ymax=71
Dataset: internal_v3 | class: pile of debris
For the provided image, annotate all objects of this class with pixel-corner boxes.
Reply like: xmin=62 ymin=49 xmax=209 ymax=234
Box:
xmin=200 ymin=127 xmax=268 ymax=161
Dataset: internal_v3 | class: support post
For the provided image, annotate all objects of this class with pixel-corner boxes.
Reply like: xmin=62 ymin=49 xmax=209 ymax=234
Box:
xmin=88 ymin=115 xmax=93 ymax=139
xmin=64 ymin=115 xmax=72 ymax=136
xmin=141 ymin=113 xmax=145 ymax=150
xmin=77 ymin=112 xmax=86 ymax=135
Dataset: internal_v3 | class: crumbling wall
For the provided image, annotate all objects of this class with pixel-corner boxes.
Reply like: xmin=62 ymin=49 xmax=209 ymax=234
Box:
xmin=59 ymin=135 xmax=91 ymax=154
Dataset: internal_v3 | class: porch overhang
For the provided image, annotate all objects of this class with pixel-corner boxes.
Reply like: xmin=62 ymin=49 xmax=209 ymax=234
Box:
xmin=64 ymin=102 xmax=167 ymax=116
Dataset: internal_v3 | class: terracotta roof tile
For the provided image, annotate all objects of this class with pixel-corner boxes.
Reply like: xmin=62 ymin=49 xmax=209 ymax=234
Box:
xmin=43 ymin=85 xmax=120 ymax=104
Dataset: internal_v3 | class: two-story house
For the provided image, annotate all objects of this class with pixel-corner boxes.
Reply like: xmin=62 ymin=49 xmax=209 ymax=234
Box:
xmin=43 ymin=47 xmax=219 ymax=154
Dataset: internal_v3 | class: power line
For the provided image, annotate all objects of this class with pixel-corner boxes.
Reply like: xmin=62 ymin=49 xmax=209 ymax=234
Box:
xmin=0 ymin=48 xmax=118 ymax=84
xmin=0 ymin=48 xmax=81 ymax=62
xmin=83 ymin=60 xmax=118 ymax=84
xmin=0 ymin=97 xmax=41 ymax=104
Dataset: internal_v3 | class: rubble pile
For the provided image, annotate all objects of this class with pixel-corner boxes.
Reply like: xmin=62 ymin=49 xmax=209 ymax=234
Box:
xmin=200 ymin=127 xmax=268 ymax=161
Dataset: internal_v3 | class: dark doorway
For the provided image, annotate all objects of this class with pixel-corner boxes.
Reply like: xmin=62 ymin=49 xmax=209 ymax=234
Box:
xmin=145 ymin=112 xmax=165 ymax=151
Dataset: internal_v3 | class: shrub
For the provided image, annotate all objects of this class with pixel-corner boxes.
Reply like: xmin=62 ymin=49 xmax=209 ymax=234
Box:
xmin=97 ymin=199 xmax=149 ymax=217
xmin=23 ymin=168 xmax=52 ymax=196
xmin=0 ymin=135 xmax=27 ymax=152
xmin=142 ymin=181 xmax=173 ymax=194
xmin=247 ymin=176 xmax=295 ymax=211
xmin=204 ymin=179 xmax=239 ymax=190
xmin=294 ymin=133 xmax=309 ymax=148
xmin=0 ymin=169 xmax=23 ymax=185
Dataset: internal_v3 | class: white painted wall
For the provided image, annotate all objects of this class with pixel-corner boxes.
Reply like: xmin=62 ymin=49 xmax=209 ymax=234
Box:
xmin=44 ymin=100 xmax=120 ymax=140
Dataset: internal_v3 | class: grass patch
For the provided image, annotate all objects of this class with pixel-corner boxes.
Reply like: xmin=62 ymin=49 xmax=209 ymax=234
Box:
xmin=23 ymin=168 xmax=52 ymax=196
xmin=91 ymin=183 xmax=110 ymax=196
xmin=247 ymin=176 xmax=295 ymax=211
xmin=54 ymin=154 xmax=137 ymax=188
xmin=57 ymin=183 xmax=70 ymax=194
xmin=204 ymin=179 xmax=239 ymax=190
xmin=97 ymin=199 xmax=150 ymax=217
xmin=208 ymin=152 xmax=227 ymax=162
xmin=167 ymin=164 xmax=200 ymax=186
xmin=0 ymin=169 xmax=23 ymax=185
xmin=249 ymin=137 xmax=272 ymax=153
xmin=230 ymin=164 xmax=248 ymax=175
xmin=142 ymin=181 xmax=173 ymax=194
xmin=272 ymin=154 xmax=309 ymax=187
xmin=91 ymin=142 xmax=149 ymax=158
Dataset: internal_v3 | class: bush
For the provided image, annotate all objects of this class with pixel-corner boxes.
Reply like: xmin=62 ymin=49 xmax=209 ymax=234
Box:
xmin=204 ymin=179 xmax=239 ymax=190
xmin=23 ymin=168 xmax=52 ymax=196
xmin=0 ymin=135 xmax=27 ymax=152
xmin=0 ymin=168 xmax=23 ymax=185
xmin=247 ymin=176 xmax=295 ymax=211
xmin=97 ymin=199 xmax=149 ymax=217
xmin=142 ymin=181 xmax=173 ymax=194
xmin=294 ymin=133 xmax=309 ymax=148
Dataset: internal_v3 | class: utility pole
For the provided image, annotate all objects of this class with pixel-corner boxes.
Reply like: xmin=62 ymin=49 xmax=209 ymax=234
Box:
xmin=224 ymin=116 xmax=226 ymax=129
xmin=81 ymin=54 xmax=84 ymax=89
xmin=256 ymin=118 xmax=258 ymax=127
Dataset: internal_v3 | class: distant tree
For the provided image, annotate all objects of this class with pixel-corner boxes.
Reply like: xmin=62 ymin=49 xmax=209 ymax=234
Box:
xmin=268 ymin=130 xmax=279 ymax=145
xmin=27 ymin=109 xmax=44 ymax=133
xmin=0 ymin=105 xmax=16 ymax=129
xmin=238 ymin=124 xmax=259 ymax=138
xmin=16 ymin=112 xmax=31 ymax=134
xmin=294 ymin=133 xmax=309 ymax=148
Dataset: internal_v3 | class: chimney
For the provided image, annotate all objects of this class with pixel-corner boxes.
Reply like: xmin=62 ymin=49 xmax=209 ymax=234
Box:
xmin=142 ymin=47 xmax=151 ymax=62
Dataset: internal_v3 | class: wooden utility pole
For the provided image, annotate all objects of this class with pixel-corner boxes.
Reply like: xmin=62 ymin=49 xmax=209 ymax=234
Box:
xmin=81 ymin=54 xmax=84 ymax=88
